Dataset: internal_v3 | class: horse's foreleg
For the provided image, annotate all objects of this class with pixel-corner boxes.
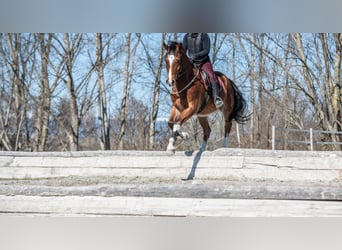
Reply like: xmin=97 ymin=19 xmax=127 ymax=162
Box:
xmin=176 ymin=106 xmax=199 ymax=140
xmin=167 ymin=121 xmax=191 ymax=152
xmin=167 ymin=106 xmax=179 ymax=152
xmin=167 ymin=106 xmax=196 ymax=152
xmin=167 ymin=123 xmax=180 ymax=152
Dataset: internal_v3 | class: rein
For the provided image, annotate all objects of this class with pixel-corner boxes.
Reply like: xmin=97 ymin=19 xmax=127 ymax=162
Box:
xmin=171 ymin=69 xmax=200 ymax=96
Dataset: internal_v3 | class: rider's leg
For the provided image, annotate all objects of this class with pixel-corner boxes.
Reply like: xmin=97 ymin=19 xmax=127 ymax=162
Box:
xmin=201 ymin=61 xmax=223 ymax=109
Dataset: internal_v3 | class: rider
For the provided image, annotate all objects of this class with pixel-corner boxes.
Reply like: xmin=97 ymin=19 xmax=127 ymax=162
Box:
xmin=182 ymin=33 xmax=223 ymax=109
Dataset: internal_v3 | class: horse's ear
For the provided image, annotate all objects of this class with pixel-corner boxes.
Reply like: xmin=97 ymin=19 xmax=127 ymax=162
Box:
xmin=163 ymin=42 xmax=168 ymax=50
xmin=179 ymin=43 xmax=185 ymax=52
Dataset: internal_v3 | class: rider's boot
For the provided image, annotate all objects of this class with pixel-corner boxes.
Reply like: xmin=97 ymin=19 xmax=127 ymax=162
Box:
xmin=212 ymin=81 xmax=223 ymax=109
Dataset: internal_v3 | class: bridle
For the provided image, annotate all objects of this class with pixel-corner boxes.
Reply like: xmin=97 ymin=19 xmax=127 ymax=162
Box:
xmin=165 ymin=46 xmax=200 ymax=96
xmin=174 ymin=63 xmax=185 ymax=82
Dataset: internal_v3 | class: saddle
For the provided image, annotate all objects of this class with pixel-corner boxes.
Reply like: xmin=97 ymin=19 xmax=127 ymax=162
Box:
xmin=197 ymin=70 xmax=223 ymax=113
xmin=200 ymin=70 xmax=223 ymax=94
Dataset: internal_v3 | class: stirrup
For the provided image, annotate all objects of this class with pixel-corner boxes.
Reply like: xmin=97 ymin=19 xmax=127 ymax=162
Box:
xmin=214 ymin=97 xmax=223 ymax=109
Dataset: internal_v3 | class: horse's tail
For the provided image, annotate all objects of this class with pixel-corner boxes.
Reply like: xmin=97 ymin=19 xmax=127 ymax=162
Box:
xmin=229 ymin=80 xmax=250 ymax=124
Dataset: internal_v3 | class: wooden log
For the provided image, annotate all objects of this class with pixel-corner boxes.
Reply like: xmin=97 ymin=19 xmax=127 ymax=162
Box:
xmin=1 ymin=149 xmax=342 ymax=182
xmin=1 ymin=181 xmax=342 ymax=201
xmin=1 ymin=149 xmax=342 ymax=216
xmin=1 ymin=195 xmax=342 ymax=217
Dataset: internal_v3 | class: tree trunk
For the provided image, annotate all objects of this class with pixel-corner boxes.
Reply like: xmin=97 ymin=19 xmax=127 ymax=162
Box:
xmin=34 ymin=33 xmax=52 ymax=152
xmin=6 ymin=33 xmax=24 ymax=151
xmin=332 ymin=33 xmax=342 ymax=131
xmin=149 ymin=33 xmax=165 ymax=149
xmin=64 ymin=33 xmax=80 ymax=151
xmin=119 ymin=33 xmax=132 ymax=150
xmin=256 ymin=33 xmax=264 ymax=148
xmin=96 ymin=33 xmax=110 ymax=150
xmin=249 ymin=36 xmax=255 ymax=148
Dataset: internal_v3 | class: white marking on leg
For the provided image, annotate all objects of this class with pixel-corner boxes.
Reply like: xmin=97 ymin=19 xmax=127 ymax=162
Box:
xmin=173 ymin=123 xmax=180 ymax=132
xmin=173 ymin=123 xmax=189 ymax=140
xmin=167 ymin=137 xmax=175 ymax=151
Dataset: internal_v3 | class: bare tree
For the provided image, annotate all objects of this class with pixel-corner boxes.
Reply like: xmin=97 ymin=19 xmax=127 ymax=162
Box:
xmin=96 ymin=33 xmax=110 ymax=150
xmin=5 ymin=34 xmax=24 ymax=150
xmin=211 ymin=33 xmax=229 ymax=65
xmin=0 ymin=33 xmax=36 ymax=151
xmin=0 ymin=34 xmax=14 ymax=150
xmin=255 ymin=34 xmax=265 ymax=147
xmin=290 ymin=33 xmax=341 ymax=148
xmin=243 ymin=33 xmax=342 ymax=149
xmin=118 ymin=33 xmax=131 ymax=150
xmin=32 ymin=33 xmax=63 ymax=151
xmin=320 ymin=33 xmax=342 ymax=131
xmin=237 ymin=33 xmax=256 ymax=147
xmin=54 ymin=33 xmax=96 ymax=151
xmin=127 ymin=96 xmax=149 ymax=149
xmin=118 ymin=33 xmax=140 ymax=149
xmin=62 ymin=33 xmax=82 ymax=150
xmin=33 ymin=33 xmax=51 ymax=151
xmin=145 ymin=33 xmax=166 ymax=149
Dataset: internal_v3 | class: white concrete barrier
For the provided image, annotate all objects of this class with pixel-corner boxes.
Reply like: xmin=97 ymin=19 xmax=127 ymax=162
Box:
xmin=0 ymin=148 xmax=341 ymax=182
xmin=2 ymin=195 xmax=342 ymax=217
xmin=1 ymin=148 xmax=342 ymax=216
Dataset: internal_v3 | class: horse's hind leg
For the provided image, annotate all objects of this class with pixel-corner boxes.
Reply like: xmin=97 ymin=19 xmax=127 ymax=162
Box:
xmin=198 ymin=116 xmax=211 ymax=151
xmin=222 ymin=119 xmax=232 ymax=147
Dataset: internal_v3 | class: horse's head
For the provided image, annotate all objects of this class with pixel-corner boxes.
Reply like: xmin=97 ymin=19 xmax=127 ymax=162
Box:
xmin=163 ymin=41 xmax=186 ymax=86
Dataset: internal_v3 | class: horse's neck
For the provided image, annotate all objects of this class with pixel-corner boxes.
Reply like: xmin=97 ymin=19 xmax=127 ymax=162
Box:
xmin=182 ymin=56 xmax=196 ymax=81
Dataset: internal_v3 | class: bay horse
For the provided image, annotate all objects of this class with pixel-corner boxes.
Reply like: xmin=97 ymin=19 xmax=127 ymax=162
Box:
xmin=164 ymin=41 xmax=248 ymax=152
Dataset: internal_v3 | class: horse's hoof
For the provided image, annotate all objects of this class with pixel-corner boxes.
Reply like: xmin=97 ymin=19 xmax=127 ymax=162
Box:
xmin=166 ymin=149 xmax=175 ymax=155
xmin=166 ymin=151 xmax=175 ymax=156
xmin=166 ymin=145 xmax=176 ymax=153
xmin=184 ymin=150 xmax=194 ymax=156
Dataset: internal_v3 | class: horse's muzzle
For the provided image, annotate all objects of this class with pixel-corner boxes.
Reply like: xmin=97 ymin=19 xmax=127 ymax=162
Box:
xmin=166 ymin=79 xmax=175 ymax=87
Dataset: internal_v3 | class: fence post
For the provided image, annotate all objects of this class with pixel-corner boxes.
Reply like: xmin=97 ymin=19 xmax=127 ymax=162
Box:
xmin=272 ymin=126 xmax=275 ymax=151
xmin=310 ymin=128 xmax=314 ymax=151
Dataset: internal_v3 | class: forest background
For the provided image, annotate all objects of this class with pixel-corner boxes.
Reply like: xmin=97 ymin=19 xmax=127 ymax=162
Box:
xmin=0 ymin=33 xmax=341 ymax=151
